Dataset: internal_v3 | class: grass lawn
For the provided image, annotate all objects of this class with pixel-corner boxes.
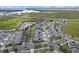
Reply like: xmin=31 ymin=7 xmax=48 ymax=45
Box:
xmin=39 ymin=47 xmax=50 ymax=53
xmin=34 ymin=44 xmax=41 ymax=49
xmin=30 ymin=26 xmax=35 ymax=38
xmin=50 ymin=37 xmax=61 ymax=42
xmin=49 ymin=46 xmax=54 ymax=52
xmin=5 ymin=44 xmax=15 ymax=48
xmin=34 ymin=47 xmax=54 ymax=53
xmin=59 ymin=43 xmax=71 ymax=53
xmin=62 ymin=19 xmax=79 ymax=38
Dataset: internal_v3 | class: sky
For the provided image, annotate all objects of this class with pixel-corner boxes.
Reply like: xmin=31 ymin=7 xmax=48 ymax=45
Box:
xmin=0 ymin=0 xmax=79 ymax=6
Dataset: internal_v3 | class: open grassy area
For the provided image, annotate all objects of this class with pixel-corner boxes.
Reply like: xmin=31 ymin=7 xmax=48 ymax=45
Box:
xmin=0 ymin=16 xmax=30 ymax=30
xmin=30 ymin=11 xmax=79 ymax=19
xmin=62 ymin=19 xmax=79 ymax=38
xmin=59 ymin=43 xmax=71 ymax=53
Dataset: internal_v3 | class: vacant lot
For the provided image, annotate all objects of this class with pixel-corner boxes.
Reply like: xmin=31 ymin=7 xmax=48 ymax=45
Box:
xmin=62 ymin=19 xmax=79 ymax=38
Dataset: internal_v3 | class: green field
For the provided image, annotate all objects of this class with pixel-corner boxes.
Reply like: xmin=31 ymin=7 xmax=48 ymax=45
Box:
xmin=62 ymin=19 xmax=79 ymax=38
xmin=0 ymin=16 xmax=30 ymax=30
